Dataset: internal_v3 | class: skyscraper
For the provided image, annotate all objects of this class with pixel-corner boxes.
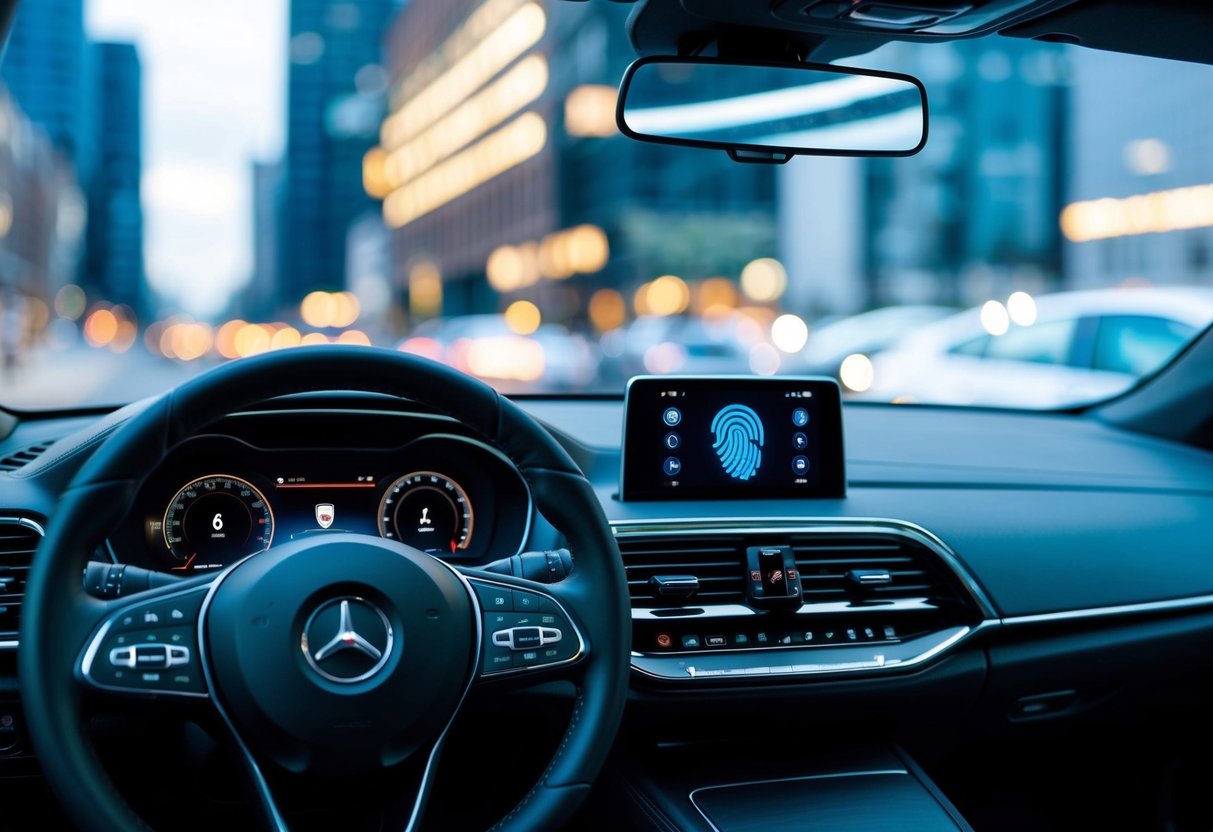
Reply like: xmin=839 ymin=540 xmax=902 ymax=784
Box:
xmin=1 ymin=0 xmax=88 ymax=170
xmin=81 ymin=42 xmax=144 ymax=314
xmin=280 ymin=0 xmax=398 ymax=303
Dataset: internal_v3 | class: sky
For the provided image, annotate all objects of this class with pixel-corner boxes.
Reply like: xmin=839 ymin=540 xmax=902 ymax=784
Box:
xmin=87 ymin=0 xmax=287 ymax=318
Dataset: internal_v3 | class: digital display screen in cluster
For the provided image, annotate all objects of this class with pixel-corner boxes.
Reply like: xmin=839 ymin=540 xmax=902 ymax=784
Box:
xmin=621 ymin=376 xmax=845 ymax=501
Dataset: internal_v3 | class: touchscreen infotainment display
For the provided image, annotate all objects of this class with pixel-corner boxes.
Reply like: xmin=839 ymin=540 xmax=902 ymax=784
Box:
xmin=621 ymin=376 xmax=845 ymax=501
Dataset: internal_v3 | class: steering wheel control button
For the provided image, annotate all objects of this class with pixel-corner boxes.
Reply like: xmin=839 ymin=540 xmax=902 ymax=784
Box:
xmin=83 ymin=587 xmax=211 ymax=696
xmin=662 ymin=407 xmax=682 ymax=426
xmin=474 ymin=583 xmax=513 ymax=612
xmin=301 ymin=597 xmax=394 ymax=684
xmin=474 ymin=582 xmax=583 ymax=675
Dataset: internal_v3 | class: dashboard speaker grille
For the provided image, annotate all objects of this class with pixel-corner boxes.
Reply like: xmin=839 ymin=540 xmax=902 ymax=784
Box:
xmin=0 ymin=440 xmax=56 ymax=473
xmin=0 ymin=517 xmax=43 ymax=640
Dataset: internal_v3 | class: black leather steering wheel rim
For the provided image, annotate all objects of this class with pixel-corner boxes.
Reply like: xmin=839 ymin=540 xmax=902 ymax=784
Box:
xmin=19 ymin=345 xmax=630 ymax=831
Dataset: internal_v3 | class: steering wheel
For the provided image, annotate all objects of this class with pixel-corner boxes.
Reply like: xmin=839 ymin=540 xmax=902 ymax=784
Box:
xmin=18 ymin=346 xmax=630 ymax=831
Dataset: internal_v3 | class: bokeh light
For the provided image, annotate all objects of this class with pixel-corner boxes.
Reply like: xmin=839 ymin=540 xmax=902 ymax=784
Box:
xmin=770 ymin=313 xmax=809 ymax=353
xmin=1007 ymin=291 xmax=1037 ymax=326
xmin=980 ymin=300 xmax=1010 ymax=336
xmin=839 ymin=353 xmax=874 ymax=392
xmin=53 ymin=284 xmax=86 ymax=320
xmin=504 ymin=299 xmax=541 ymax=334
xmin=588 ymin=288 xmax=626 ymax=332
xmin=645 ymin=275 xmax=690 ymax=316
xmin=740 ymin=258 xmax=787 ymax=302
xmin=83 ymin=308 xmax=118 ymax=347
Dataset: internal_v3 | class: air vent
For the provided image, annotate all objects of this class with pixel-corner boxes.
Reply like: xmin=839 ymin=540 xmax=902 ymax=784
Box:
xmin=0 ymin=440 xmax=56 ymax=473
xmin=0 ymin=517 xmax=44 ymax=641
xmin=616 ymin=534 xmax=746 ymax=608
xmin=791 ymin=532 xmax=963 ymax=606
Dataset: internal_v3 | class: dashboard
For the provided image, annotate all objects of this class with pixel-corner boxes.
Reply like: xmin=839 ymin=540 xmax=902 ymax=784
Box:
xmin=104 ymin=409 xmax=533 ymax=576
xmin=5 ymin=381 xmax=1213 ymax=828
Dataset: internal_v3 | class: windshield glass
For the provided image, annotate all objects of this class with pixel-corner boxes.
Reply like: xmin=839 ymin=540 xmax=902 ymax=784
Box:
xmin=0 ymin=1 xmax=1209 ymax=410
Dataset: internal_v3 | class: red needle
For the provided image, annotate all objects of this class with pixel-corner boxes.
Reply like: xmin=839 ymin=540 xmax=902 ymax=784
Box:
xmin=170 ymin=553 xmax=197 ymax=572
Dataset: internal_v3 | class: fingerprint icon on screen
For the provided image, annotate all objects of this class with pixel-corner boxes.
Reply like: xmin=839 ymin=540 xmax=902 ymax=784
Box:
xmin=711 ymin=404 xmax=764 ymax=481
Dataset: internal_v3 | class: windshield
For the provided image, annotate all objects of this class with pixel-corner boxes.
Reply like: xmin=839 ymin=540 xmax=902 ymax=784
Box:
xmin=0 ymin=1 xmax=1210 ymax=410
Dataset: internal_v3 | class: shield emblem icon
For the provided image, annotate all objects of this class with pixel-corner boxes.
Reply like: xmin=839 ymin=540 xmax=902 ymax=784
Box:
xmin=315 ymin=503 xmax=335 ymax=529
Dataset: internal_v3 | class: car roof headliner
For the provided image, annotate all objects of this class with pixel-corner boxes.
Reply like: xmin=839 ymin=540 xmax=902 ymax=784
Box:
xmin=612 ymin=0 xmax=1213 ymax=67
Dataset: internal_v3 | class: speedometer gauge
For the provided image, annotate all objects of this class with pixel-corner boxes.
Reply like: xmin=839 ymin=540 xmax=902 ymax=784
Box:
xmin=379 ymin=472 xmax=473 ymax=555
xmin=163 ymin=475 xmax=274 ymax=572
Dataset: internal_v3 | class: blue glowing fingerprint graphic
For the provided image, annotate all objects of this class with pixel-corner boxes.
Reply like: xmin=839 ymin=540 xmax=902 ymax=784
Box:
xmin=711 ymin=404 xmax=765 ymax=481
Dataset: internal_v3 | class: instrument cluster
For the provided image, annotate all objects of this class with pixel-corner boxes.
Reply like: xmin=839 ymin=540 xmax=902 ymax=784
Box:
xmin=109 ymin=426 xmax=533 ymax=574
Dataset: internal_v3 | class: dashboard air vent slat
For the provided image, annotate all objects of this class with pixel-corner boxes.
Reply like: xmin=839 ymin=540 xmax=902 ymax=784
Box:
xmin=0 ymin=518 xmax=43 ymax=640
xmin=0 ymin=440 xmax=56 ymax=473
xmin=791 ymin=532 xmax=959 ymax=606
xmin=617 ymin=536 xmax=746 ymax=608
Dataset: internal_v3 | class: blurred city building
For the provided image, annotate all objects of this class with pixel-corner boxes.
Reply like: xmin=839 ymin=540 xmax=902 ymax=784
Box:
xmin=82 ymin=42 xmax=145 ymax=315
xmin=1061 ymin=48 xmax=1213 ymax=289
xmin=0 ymin=88 xmax=85 ymax=299
xmin=1 ymin=0 xmax=89 ymax=169
xmin=2 ymin=3 xmax=145 ymax=319
xmin=279 ymin=0 xmax=399 ymax=303
xmin=370 ymin=0 xmax=777 ymax=326
xmin=781 ymin=39 xmax=1067 ymax=318
xmin=247 ymin=160 xmax=284 ymax=320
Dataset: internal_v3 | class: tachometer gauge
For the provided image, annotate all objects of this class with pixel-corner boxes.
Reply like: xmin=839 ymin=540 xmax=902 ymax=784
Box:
xmin=162 ymin=475 xmax=274 ymax=572
xmin=378 ymin=471 xmax=473 ymax=555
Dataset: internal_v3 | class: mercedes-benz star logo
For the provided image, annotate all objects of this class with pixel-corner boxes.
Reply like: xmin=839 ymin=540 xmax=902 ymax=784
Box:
xmin=301 ymin=597 xmax=394 ymax=683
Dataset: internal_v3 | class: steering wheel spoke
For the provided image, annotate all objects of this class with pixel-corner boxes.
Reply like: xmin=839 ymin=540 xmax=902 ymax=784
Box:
xmin=464 ymin=573 xmax=590 ymax=686
xmin=77 ymin=580 xmax=213 ymax=702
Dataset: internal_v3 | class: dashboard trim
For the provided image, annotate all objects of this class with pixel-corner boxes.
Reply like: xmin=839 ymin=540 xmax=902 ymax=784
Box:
xmin=999 ymin=595 xmax=1213 ymax=626
xmin=0 ymin=515 xmax=45 ymax=651
xmin=611 ymin=516 xmax=1000 ymax=618
xmin=612 ymin=517 xmax=995 ymax=682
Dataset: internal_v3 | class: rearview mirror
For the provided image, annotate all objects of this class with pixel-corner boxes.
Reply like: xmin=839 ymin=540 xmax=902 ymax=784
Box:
xmin=616 ymin=57 xmax=928 ymax=162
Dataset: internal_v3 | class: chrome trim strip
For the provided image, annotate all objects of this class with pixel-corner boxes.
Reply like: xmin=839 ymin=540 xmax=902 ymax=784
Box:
xmin=611 ymin=516 xmax=999 ymax=619
xmin=78 ymin=583 xmax=212 ymax=700
xmin=1001 ymin=594 xmax=1213 ymax=626
xmin=0 ymin=516 xmax=46 ymax=651
xmin=628 ymin=625 xmax=981 ymax=682
xmin=471 ymin=575 xmax=588 ymax=678
xmin=689 ymin=770 xmax=910 ymax=832
xmin=630 ymin=598 xmax=940 ymax=621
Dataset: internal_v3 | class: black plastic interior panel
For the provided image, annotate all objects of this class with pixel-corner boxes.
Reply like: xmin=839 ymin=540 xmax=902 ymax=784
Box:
xmin=692 ymin=772 xmax=963 ymax=832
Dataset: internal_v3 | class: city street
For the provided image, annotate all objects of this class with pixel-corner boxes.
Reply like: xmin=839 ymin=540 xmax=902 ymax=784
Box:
xmin=0 ymin=345 xmax=203 ymax=410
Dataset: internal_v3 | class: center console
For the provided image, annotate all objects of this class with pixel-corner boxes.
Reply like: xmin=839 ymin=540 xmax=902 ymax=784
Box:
xmin=617 ymin=377 xmax=992 ymax=684
xmin=595 ymin=743 xmax=972 ymax=832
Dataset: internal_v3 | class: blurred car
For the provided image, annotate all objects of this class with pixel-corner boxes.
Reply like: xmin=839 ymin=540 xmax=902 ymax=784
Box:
xmin=864 ymin=288 xmax=1213 ymax=408
xmin=790 ymin=305 xmax=955 ymax=378
xmin=599 ymin=314 xmax=754 ymax=382
xmin=398 ymin=314 xmax=597 ymax=391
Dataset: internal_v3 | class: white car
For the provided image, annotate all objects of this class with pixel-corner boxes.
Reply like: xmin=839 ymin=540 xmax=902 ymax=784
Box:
xmin=866 ymin=288 xmax=1213 ymax=408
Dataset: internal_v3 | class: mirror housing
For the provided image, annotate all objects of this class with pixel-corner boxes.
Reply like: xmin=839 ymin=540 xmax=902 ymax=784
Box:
xmin=616 ymin=56 xmax=928 ymax=163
